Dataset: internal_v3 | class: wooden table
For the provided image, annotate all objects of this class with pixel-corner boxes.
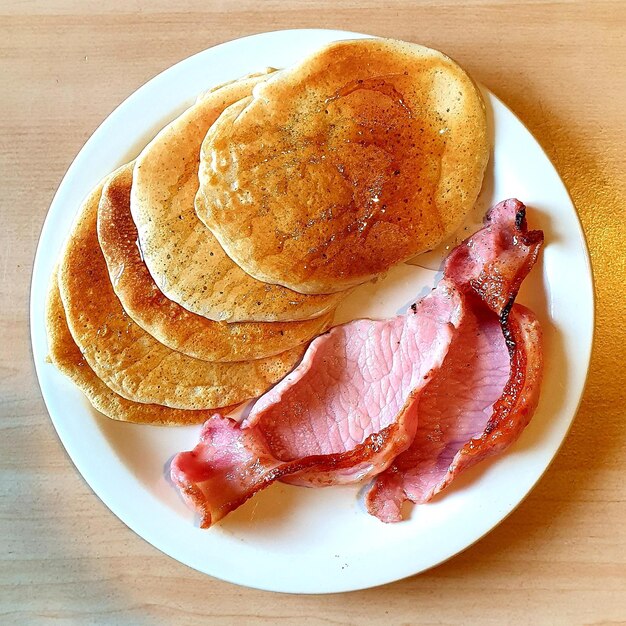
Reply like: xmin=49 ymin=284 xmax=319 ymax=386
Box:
xmin=2 ymin=1 xmax=625 ymax=623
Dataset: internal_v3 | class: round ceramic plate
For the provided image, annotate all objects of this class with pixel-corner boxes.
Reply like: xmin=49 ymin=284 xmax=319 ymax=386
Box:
xmin=30 ymin=29 xmax=594 ymax=594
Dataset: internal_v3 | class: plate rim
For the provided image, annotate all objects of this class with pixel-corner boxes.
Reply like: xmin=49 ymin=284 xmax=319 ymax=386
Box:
xmin=29 ymin=28 xmax=595 ymax=594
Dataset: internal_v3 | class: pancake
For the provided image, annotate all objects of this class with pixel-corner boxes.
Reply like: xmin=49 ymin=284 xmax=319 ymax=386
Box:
xmin=57 ymin=182 xmax=305 ymax=410
xmin=131 ymin=72 xmax=346 ymax=322
xmin=97 ymin=162 xmax=333 ymax=362
xmin=46 ymin=276 xmax=217 ymax=425
xmin=197 ymin=38 xmax=489 ymax=294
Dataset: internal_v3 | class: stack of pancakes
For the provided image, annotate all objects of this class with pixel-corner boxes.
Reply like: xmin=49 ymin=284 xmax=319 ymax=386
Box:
xmin=46 ymin=39 xmax=489 ymax=425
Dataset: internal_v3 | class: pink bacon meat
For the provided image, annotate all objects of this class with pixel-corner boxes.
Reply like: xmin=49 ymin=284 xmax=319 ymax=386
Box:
xmin=171 ymin=199 xmax=544 ymax=527
xmin=172 ymin=284 xmax=462 ymax=528
xmin=366 ymin=199 xmax=544 ymax=521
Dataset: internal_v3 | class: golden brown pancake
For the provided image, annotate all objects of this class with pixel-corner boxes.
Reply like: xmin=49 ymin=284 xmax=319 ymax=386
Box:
xmin=97 ymin=162 xmax=333 ymax=362
xmin=130 ymin=72 xmax=347 ymax=321
xmin=46 ymin=276 xmax=217 ymax=425
xmin=57 ymin=182 xmax=305 ymax=410
xmin=197 ymin=38 xmax=489 ymax=294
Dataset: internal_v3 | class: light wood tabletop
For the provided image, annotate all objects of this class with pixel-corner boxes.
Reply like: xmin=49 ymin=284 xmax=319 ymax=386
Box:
xmin=2 ymin=1 xmax=625 ymax=624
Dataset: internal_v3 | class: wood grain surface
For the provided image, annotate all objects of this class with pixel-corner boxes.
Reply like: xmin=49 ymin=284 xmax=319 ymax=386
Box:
xmin=1 ymin=1 xmax=625 ymax=624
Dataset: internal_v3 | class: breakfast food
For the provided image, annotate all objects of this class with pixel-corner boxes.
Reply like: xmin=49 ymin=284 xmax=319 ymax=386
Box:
xmin=57 ymin=183 xmax=305 ymax=410
xmin=170 ymin=284 xmax=461 ymax=527
xmin=367 ymin=305 xmax=541 ymax=520
xmin=242 ymin=283 xmax=460 ymax=488
xmin=98 ymin=163 xmax=334 ymax=361
xmin=366 ymin=199 xmax=544 ymax=520
xmin=46 ymin=278 xmax=218 ymax=425
xmin=197 ymin=38 xmax=489 ymax=294
xmin=45 ymin=37 xmax=545 ymax=529
xmin=170 ymin=200 xmax=543 ymax=526
xmin=131 ymin=72 xmax=346 ymax=322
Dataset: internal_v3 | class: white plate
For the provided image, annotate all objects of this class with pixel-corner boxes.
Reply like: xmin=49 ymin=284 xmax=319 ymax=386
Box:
xmin=30 ymin=29 xmax=594 ymax=594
